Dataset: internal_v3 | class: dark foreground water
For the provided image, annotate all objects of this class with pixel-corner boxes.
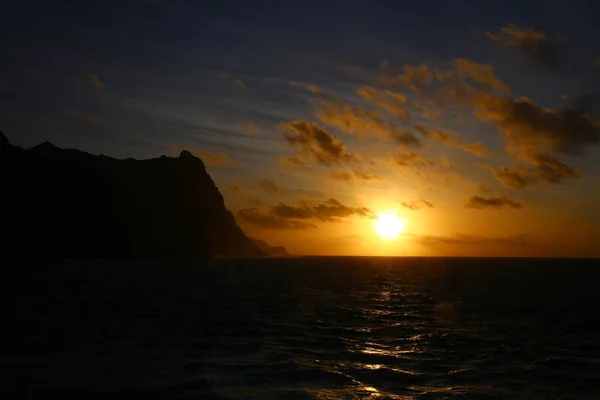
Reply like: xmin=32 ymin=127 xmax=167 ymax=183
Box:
xmin=2 ymin=257 xmax=600 ymax=399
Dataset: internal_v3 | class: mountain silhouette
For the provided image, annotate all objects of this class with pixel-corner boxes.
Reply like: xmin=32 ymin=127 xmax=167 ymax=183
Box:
xmin=0 ymin=132 xmax=264 ymax=260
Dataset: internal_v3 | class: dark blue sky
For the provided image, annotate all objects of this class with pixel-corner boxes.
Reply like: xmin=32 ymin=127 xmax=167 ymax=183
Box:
xmin=2 ymin=0 xmax=600 ymax=255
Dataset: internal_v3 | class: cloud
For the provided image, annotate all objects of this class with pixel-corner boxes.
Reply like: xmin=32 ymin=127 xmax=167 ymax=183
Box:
xmin=219 ymin=71 xmax=247 ymax=90
xmin=290 ymin=81 xmax=321 ymax=93
xmin=280 ymin=120 xmax=358 ymax=166
xmin=259 ymin=179 xmax=280 ymax=194
xmin=356 ymin=86 xmax=409 ymax=118
xmin=480 ymin=97 xmax=599 ymax=156
xmin=415 ymin=124 xmax=490 ymax=157
xmin=237 ymin=198 xmax=373 ymax=229
xmin=493 ymin=166 xmax=535 ymax=189
xmin=460 ymin=142 xmax=491 ymax=157
xmin=330 ymin=169 xmax=381 ymax=182
xmin=233 ymin=79 xmax=247 ymax=91
xmin=330 ymin=172 xmax=353 ymax=181
xmin=401 ymin=198 xmax=434 ymax=210
xmin=415 ymin=124 xmax=459 ymax=145
xmin=269 ymin=198 xmax=373 ymax=222
xmin=244 ymin=121 xmax=260 ymax=136
xmin=386 ymin=58 xmax=596 ymax=186
xmin=452 ymin=59 xmax=509 ymax=91
xmin=394 ymin=148 xmax=437 ymax=168
xmin=193 ymin=150 xmax=237 ymax=167
xmin=237 ymin=208 xmax=316 ymax=230
xmin=475 ymin=96 xmax=597 ymax=184
xmin=389 ymin=64 xmax=435 ymax=92
xmin=351 ymin=169 xmax=381 ymax=181
xmin=87 ymin=74 xmax=106 ymax=91
xmin=487 ymin=25 xmax=565 ymax=69
xmin=229 ymin=186 xmax=263 ymax=207
xmin=464 ymin=195 xmax=522 ymax=210
xmin=315 ymin=98 xmax=420 ymax=145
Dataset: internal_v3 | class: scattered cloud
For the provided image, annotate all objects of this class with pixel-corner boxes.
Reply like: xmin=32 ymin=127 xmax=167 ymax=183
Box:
xmin=233 ymin=79 xmax=247 ymax=91
xmin=315 ymin=98 xmax=420 ymax=145
xmin=259 ymin=179 xmax=280 ymax=194
xmin=229 ymin=186 xmax=263 ymax=207
xmin=330 ymin=171 xmax=353 ymax=181
xmin=389 ymin=64 xmax=435 ymax=92
xmin=280 ymin=120 xmax=358 ymax=166
xmin=219 ymin=71 xmax=247 ymax=90
xmin=87 ymin=73 xmax=106 ymax=91
xmin=415 ymin=124 xmax=459 ymax=146
xmin=493 ymin=166 xmax=535 ymax=189
xmin=486 ymin=24 xmax=565 ymax=69
xmin=269 ymin=198 xmax=373 ymax=222
xmin=290 ymin=81 xmax=321 ymax=93
xmin=460 ymin=142 xmax=491 ymax=157
xmin=415 ymin=124 xmax=491 ymax=157
xmin=394 ymin=148 xmax=437 ymax=168
xmin=330 ymin=169 xmax=381 ymax=182
xmin=384 ymin=58 xmax=596 ymax=186
xmin=401 ymin=198 xmax=434 ymax=210
xmin=464 ymin=195 xmax=522 ymax=210
xmin=351 ymin=169 xmax=381 ymax=181
xmin=441 ymin=156 xmax=454 ymax=168
xmin=237 ymin=198 xmax=373 ymax=230
xmin=244 ymin=121 xmax=260 ymax=136
xmin=356 ymin=86 xmax=409 ymax=118
xmin=475 ymin=96 xmax=595 ymax=184
xmin=237 ymin=207 xmax=316 ymax=230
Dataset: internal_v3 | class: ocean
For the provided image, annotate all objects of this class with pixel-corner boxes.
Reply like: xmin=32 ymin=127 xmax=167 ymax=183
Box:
xmin=2 ymin=257 xmax=599 ymax=399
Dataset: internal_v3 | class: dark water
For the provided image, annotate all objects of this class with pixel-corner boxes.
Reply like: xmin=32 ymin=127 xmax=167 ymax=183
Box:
xmin=2 ymin=257 xmax=600 ymax=399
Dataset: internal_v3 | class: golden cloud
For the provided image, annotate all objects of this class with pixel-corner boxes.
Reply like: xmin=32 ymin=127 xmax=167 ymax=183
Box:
xmin=269 ymin=198 xmax=373 ymax=222
xmin=280 ymin=120 xmax=358 ymax=166
xmin=401 ymin=198 xmax=434 ymax=210
xmin=330 ymin=169 xmax=381 ymax=182
xmin=229 ymin=185 xmax=263 ymax=207
xmin=487 ymin=25 xmax=565 ymax=69
xmin=244 ymin=121 xmax=260 ymax=136
xmin=87 ymin=73 xmax=106 ymax=91
xmin=259 ymin=179 xmax=280 ymax=194
xmin=383 ymin=57 xmax=596 ymax=186
xmin=237 ymin=208 xmax=316 ymax=230
xmin=464 ymin=195 xmax=522 ymax=210
xmin=394 ymin=148 xmax=437 ymax=168
xmin=315 ymin=98 xmax=420 ymax=145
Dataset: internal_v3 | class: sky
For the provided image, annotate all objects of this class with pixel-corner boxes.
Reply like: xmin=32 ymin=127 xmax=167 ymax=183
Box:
xmin=2 ymin=0 xmax=600 ymax=256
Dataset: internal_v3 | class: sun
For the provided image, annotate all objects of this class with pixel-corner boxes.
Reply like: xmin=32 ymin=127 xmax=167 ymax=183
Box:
xmin=375 ymin=211 xmax=406 ymax=240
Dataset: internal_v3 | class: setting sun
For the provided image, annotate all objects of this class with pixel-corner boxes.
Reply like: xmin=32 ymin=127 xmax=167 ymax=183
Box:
xmin=375 ymin=212 xmax=406 ymax=240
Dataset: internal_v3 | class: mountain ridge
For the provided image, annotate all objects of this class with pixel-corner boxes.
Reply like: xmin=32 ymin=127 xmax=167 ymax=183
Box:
xmin=0 ymin=131 xmax=264 ymax=261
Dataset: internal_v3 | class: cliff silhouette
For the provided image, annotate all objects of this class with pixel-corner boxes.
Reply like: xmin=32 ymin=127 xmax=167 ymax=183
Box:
xmin=0 ymin=132 xmax=264 ymax=260
xmin=250 ymin=238 xmax=290 ymax=257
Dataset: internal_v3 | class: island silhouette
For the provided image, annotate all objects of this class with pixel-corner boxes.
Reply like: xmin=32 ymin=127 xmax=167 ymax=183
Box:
xmin=0 ymin=131 xmax=289 ymax=261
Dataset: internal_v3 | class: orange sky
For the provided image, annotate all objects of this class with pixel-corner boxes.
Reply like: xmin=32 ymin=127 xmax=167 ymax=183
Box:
xmin=3 ymin=2 xmax=599 ymax=257
xmin=205 ymin=31 xmax=600 ymax=257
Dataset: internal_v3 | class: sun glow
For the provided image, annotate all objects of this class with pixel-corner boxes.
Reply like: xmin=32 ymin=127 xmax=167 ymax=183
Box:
xmin=375 ymin=211 xmax=406 ymax=240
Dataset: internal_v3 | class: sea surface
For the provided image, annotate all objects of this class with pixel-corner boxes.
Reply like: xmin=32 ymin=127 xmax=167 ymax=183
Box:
xmin=2 ymin=257 xmax=600 ymax=399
